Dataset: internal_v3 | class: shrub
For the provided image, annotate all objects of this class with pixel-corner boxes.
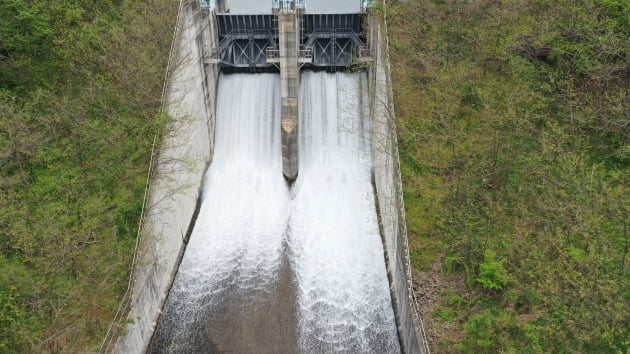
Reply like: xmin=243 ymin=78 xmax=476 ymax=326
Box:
xmin=476 ymin=250 xmax=509 ymax=291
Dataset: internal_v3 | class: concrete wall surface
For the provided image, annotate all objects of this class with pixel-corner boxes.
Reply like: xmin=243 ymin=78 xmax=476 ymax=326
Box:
xmin=368 ymin=16 xmax=430 ymax=354
xmin=306 ymin=0 xmax=362 ymax=13
xmin=227 ymin=0 xmax=272 ymax=13
xmin=226 ymin=0 xmax=362 ymax=14
xmin=113 ymin=2 xmax=219 ymax=352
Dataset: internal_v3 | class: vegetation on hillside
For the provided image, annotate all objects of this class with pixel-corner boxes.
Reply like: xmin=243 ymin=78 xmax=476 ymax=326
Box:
xmin=387 ymin=0 xmax=629 ymax=352
xmin=2 ymin=0 xmax=628 ymax=351
xmin=0 ymin=0 xmax=176 ymax=351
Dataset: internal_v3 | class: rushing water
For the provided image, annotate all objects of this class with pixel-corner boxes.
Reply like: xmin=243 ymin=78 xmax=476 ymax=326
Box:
xmin=290 ymin=71 xmax=399 ymax=353
xmin=149 ymin=72 xmax=399 ymax=353
xmin=149 ymin=73 xmax=296 ymax=352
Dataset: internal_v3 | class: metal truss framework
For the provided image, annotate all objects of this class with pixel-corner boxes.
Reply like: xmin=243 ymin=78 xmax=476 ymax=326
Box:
xmin=216 ymin=15 xmax=277 ymax=69
xmin=215 ymin=13 xmax=369 ymax=71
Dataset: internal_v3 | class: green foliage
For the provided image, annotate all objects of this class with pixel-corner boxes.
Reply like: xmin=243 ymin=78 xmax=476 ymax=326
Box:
xmin=565 ymin=245 xmax=587 ymax=262
xmin=0 ymin=0 xmax=176 ymax=351
xmin=456 ymin=311 xmax=494 ymax=352
xmin=444 ymin=255 xmax=464 ymax=273
xmin=434 ymin=307 xmax=458 ymax=323
xmin=0 ymin=287 xmax=28 ymax=353
xmin=0 ymin=0 xmax=52 ymax=55
xmin=476 ymin=250 xmax=509 ymax=291
xmin=389 ymin=0 xmax=630 ymax=351
xmin=441 ymin=289 xmax=469 ymax=308
xmin=460 ymin=80 xmax=483 ymax=110
xmin=0 ymin=0 xmax=53 ymax=90
xmin=600 ymin=0 xmax=630 ymax=29
xmin=0 ymin=256 xmax=40 ymax=353
xmin=456 ymin=309 xmax=523 ymax=353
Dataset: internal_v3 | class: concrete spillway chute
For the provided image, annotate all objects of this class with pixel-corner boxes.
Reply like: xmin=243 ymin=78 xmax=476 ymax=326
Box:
xmin=111 ymin=1 xmax=428 ymax=352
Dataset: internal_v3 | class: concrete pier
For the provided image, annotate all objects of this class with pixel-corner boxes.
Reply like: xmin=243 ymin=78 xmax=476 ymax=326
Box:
xmin=276 ymin=5 xmax=301 ymax=181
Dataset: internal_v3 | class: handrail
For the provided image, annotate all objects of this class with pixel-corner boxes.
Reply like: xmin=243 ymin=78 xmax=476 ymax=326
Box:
xmin=265 ymin=47 xmax=280 ymax=58
xmin=226 ymin=29 xmax=273 ymax=36
xmin=272 ymin=0 xmax=305 ymax=10
xmin=265 ymin=47 xmax=312 ymax=58
xmin=358 ymin=46 xmax=371 ymax=58
xmin=310 ymin=28 xmax=360 ymax=36
xmin=97 ymin=0 xmax=185 ymax=352
xmin=299 ymin=48 xmax=313 ymax=58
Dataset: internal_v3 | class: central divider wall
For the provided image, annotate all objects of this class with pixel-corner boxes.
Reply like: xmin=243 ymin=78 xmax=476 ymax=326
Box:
xmin=114 ymin=1 xmax=220 ymax=352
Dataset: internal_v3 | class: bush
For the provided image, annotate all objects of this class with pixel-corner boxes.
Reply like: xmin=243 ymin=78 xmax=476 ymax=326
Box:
xmin=456 ymin=311 xmax=494 ymax=352
xmin=476 ymin=250 xmax=509 ymax=291
xmin=0 ymin=287 xmax=29 ymax=353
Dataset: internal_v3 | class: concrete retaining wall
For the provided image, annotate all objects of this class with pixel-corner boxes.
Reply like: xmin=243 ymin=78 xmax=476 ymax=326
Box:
xmin=368 ymin=15 xmax=430 ymax=354
xmin=113 ymin=2 xmax=219 ymax=352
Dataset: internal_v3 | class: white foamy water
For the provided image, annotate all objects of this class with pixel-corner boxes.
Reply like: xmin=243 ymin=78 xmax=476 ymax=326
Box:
xmin=177 ymin=73 xmax=289 ymax=295
xmin=152 ymin=71 xmax=399 ymax=353
xmin=290 ymin=71 xmax=400 ymax=353
xmin=152 ymin=73 xmax=290 ymax=349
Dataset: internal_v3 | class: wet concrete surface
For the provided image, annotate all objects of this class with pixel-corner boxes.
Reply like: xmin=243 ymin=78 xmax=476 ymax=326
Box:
xmin=148 ymin=250 xmax=298 ymax=353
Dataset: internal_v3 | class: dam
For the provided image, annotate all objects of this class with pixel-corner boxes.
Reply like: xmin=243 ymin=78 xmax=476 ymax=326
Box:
xmin=109 ymin=0 xmax=427 ymax=353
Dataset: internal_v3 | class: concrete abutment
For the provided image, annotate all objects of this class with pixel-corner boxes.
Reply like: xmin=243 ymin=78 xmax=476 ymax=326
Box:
xmin=277 ymin=9 xmax=301 ymax=181
xmin=112 ymin=1 xmax=220 ymax=352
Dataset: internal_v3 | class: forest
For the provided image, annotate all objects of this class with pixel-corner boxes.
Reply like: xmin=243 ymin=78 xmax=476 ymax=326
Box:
xmin=387 ymin=0 xmax=629 ymax=352
xmin=0 ymin=0 xmax=628 ymax=352
xmin=0 ymin=0 xmax=176 ymax=351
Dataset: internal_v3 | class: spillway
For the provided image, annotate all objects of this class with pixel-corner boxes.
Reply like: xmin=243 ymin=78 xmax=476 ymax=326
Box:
xmin=149 ymin=73 xmax=296 ymax=352
xmin=149 ymin=72 xmax=399 ymax=353
xmin=291 ymin=71 xmax=400 ymax=352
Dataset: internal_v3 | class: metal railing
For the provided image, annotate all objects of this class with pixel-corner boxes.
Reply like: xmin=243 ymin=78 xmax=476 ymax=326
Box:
xmin=309 ymin=28 xmax=359 ymax=38
xmin=265 ymin=47 xmax=280 ymax=59
xmin=264 ymin=47 xmax=312 ymax=59
xmin=272 ymin=0 xmax=305 ymax=10
xmin=97 ymin=0 xmax=185 ymax=352
xmin=224 ymin=29 xmax=273 ymax=38
xmin=299 ymin=47 xmax=313 ymax=59
xmin=358 ymin=46 xmax=371 ymax=58
xmin=379 ymin=1 xmax=431 ymax=352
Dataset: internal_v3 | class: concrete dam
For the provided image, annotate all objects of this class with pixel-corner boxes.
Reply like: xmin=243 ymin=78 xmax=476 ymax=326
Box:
xmin=111 ymin=0 xmax=428 ymax=353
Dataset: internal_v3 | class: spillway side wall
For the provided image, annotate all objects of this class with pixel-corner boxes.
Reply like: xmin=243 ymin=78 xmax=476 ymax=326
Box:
xmin=113 ymin=2 xmax=219 ymax=353
xmin=368 ymin=17 xmax=430 ymax=354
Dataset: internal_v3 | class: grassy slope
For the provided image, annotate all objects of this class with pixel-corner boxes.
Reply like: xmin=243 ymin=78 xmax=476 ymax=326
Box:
xmin=387 ymin=0 xmax=629 ymax=352
xmin=0 ymin=0 xmax=176 ymax=351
